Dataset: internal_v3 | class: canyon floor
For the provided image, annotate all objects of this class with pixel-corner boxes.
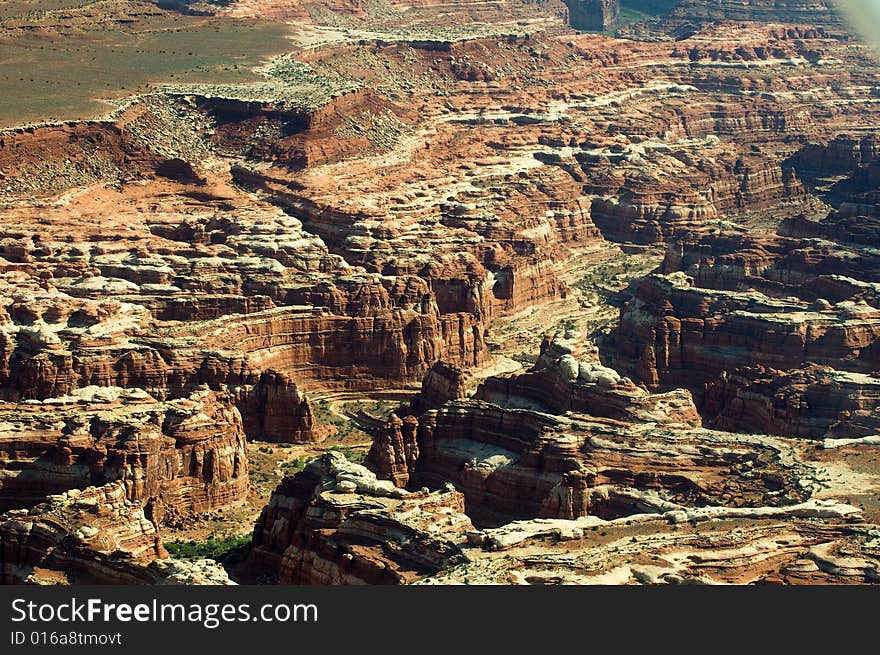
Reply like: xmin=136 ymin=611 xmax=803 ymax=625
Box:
xmin=2 ymin=0 xmax=880 ymax=585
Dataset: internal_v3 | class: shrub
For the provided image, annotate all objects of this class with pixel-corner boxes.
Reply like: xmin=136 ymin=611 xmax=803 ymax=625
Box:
xmin=329 ymin=445 xmax=367 ymax=464
xmin=164 ymin=534 xmax=252 ymax=567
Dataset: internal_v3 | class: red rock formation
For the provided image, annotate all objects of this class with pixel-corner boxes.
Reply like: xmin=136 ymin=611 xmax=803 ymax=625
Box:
xmin=4 ymin=0 xmax=880 ymax=587
xmin=408 ymin=361 xmax=470 ymax=415
xmin=664 ymin=226 xmax=880 ymax=289
xmin=408 ymin=398 xmax=804 ymax=525
xmin=249 ymin=452 xmax=473 ymax=584
xmin=436 ymin=506 xmax=877 ymax=584
xmin=703 ymin=365 xmax=880 ymax=439
xmin=234 ymin=160 xmax=594 ymax=318
xmin=221 ymin=0 xmax=567 ymax=23
xmin=3 ymin=20 xmax=874 ymax=450
xmin=0 ymin=481 xmax=233 ymax=584
xmin=234 ymin=370 xmax=315 ymax=443
xmin=475 ymin=342 xmax=701 ymax=427
xmin=0 ymin=386 xmax=249 ymax=518
xmin=0 ymin=229 xmax=485 ymax=439
xmin=609 ymin=271 xmax=880 ymax=396
xmin=365 ymin=338 xmax=802 ymax=527
xmin=781 ymin=181 xmax=880 ymax=250
xmin=584 ymin=147 xmax=806 ymax=244
xmin=609 ymin=203 xmax=880 ymax=436
xmin=787 ymin=134 xmax=880 ymax=178
xmin=366 ymin=361 xmax=469 ymax=486
xmin=255 ymin=417 xmax=878 ymax=585
xmin=0 ymin=93 xmax=494 ymax=446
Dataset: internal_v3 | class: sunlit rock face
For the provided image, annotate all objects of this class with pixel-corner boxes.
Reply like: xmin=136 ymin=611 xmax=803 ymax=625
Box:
xmin=0 ymin=481 xmax=234 ymax=585
xmin=249 ymin=452 xmax=473 ymax=584
xmin=0 ymin=386 xmax=249 ymax=517
xmin=3 ymin=0 xmax=880 ymax=586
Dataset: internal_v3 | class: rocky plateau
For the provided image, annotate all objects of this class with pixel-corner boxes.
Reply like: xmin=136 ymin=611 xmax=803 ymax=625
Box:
xmin=1 ymin=0 xmax=879 ymax=585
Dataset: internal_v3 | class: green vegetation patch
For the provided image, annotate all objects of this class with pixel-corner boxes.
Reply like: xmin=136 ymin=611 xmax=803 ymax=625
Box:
xmin=164 ymin=533 xmax=252 ymax=566
xmin=329 ymin=445 xmax=367 ymax=465
xmin=284 ymin=456 xmax=310 ymax=473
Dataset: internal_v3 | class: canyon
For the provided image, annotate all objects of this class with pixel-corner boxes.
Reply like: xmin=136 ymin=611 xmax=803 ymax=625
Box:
xmin=1 ymin=0 xmax=879 ymax=585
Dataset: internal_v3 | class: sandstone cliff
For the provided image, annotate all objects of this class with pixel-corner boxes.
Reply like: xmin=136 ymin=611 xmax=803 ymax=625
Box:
xmin=249 ymin=452 xmax=473 ymax=584
xmin=0 ymin=386 xmax=249 ymax=518
xmin=0 ymin=481 xmax=233 ymax=584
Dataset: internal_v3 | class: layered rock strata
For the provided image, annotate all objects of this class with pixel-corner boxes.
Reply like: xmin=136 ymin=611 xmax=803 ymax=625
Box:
xmin=3 ymin=0 xmax=880 ymax=587
xmin=368 ymin=341 xmax=809 ymax=526
xmin=249 ymin=452 xmax=473 ymax=584
xmin=254 ymin=373 xmax=879 ymax=585
xmin=611 ymin=202 xmax=880 ymax=437
xmin=4 ymin=18 xmax=878 ymax=438
xmin=0 ymin=385 xmax=249 ymax=517
xmin=0 ymin=481 xmax=233 ymax=584
xmin=421 ymin=505 xmax=878 ymax=584
xmin=610 ymin=271 xmax=880 ymax=394
xmin=704 ymin=365 xmax=880 ymax=440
